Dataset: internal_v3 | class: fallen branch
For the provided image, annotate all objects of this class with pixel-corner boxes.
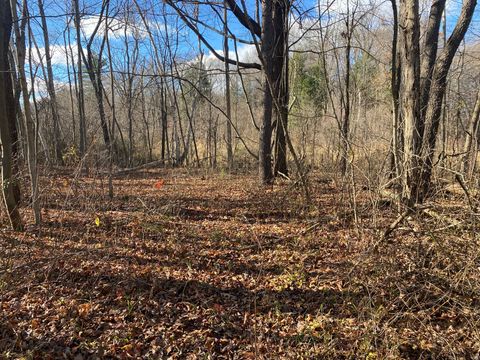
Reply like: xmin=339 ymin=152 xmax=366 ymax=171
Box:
xmin=114 ymin=160 xmax=165 ymax=175
xmin=422 ymin=208 xmax=462 ymax=228
xmin=383 ymin=209 xmax=410 ymax=239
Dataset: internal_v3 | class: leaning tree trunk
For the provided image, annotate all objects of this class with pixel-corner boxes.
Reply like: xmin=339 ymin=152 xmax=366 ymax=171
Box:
xmin=0 ymin=0 xmax=22 ymax=230
xmin=419 ymin=0 xmax=477 ymax=200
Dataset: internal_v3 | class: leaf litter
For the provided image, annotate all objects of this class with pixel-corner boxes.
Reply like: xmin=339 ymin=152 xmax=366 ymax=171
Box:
xmin=0 ymin=169 xmax=479 ymax=359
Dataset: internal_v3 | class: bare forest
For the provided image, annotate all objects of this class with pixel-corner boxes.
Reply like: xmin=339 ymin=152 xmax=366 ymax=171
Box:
xmin=1 ymin=0 xmax=480 ymax=358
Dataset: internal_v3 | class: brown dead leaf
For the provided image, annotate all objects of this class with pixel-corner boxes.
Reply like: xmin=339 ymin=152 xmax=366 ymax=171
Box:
xmin=78 ymin=303 xmax=92 ymax=318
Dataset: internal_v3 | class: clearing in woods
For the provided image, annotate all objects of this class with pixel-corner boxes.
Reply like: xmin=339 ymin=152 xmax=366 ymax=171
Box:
xmin=1 ymin=169 xmax=479 ymax=358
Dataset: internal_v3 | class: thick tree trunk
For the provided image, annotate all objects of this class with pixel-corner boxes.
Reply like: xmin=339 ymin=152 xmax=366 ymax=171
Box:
xmin=419 ymin=0 xmax=447 ymax=128
xmin=260 ymin=0 xmax=289 ymax=184
xmin=0 ymin=0 xmax=22 ymax=230
xmin=5 ymin=49 xmax=20 ymax=203
xmin=274 ymin=45 xmax=289 ymax=176
xmin=273 ymin=0 xmax=289 ymax=177
xmin=258 ymin=0 xmax=274 ymax=183
xmin=399 ymin=0 xmax=422 ymax=204
xmin=419 ymin=0 xmax=477 ymax=199
xmin=259 ymin=73 xmax=273 ymax=183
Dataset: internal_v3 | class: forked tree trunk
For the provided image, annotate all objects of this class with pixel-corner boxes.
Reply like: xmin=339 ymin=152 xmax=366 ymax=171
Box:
xmin=418 ymin=0 xmax=477 ymax=199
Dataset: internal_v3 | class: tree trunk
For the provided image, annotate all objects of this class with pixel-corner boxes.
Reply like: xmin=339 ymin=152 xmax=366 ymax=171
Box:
xmin=390 ymin=0 xmax=403 ymax=178
xmin=5 ymin=49 xmax=20 ymax=204
xmin=11 ymin=0 xmax=41 ymax=224
xmin=73 ymin=0 xmax=86 ymax=157
xmin=399 ymin=0 xmax=422 ymax=204
xmin=341 ymin=23 xmax=352 ymax=177
xmin=462 ymin=89 xmax=480 ymax=177
xmin=38 ymin=0 xmax=62 ymax=164
xmin=0 ymin=0 xmax=22 ymax=230
xmin=272 ymin=0 xmax=289 ymax=177
xmin=224 ymin=2 xmax=233 ymax=171
xmin=259 ymin=75 xmax=274 ymax=183
xmin=419 ymin=0 xmax=477 ymax=199
xmin=260 ymin=0 xmax=289 ymax=184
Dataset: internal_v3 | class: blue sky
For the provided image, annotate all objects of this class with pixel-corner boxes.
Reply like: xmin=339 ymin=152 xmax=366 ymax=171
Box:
xmin=24 ymin=0 xmax=480 ymax=95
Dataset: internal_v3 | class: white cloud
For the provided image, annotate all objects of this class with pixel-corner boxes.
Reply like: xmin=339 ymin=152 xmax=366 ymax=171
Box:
xmin=205 ymin=44 xmax=259 ymax=67
xmin=29 ymin=44 xmax=74 ymax=67
xmin=81 ymin=15 xmax=148 ymax=40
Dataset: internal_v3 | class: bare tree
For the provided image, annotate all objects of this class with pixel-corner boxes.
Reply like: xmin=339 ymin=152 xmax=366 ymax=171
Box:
xmin=398 ymin=0 xmax=477 ymax=204
xmin=73 ymin=0 xmax=87 ymax=157
xmin=224 ymin=2 xmax=234 ymax=171
xmin=10 ymin=0 xmax=41 ymax=224
xmin=38 ymin=0 xmax=63 ymax=163
xmin=0 ymin=0 xmax=22 ymax=230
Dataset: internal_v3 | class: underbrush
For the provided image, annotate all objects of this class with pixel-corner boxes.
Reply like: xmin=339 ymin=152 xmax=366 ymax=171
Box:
xmin=0 ymin=169 xmax=478 ymax=359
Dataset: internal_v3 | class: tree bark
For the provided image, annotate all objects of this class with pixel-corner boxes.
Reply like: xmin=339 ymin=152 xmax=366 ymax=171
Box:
xmin=419 ymin=0 xmax=477 ymax=199
xmin=73 ymin=0 xmax=87 ymax=157
xmin=10 ymin=0 xmax=41 ymax=224
xmin=462 ymin=89 xmax=480 ymax=177
xmin=399 ymin=0 xmax=422 ymax=204
xmin=224 ymin=2 xmax=234 ymax=171
xmin=273 ymin=0 xmax=289 ymax=177
xmin=0 ymin=0 xmax=22 ymax=230
xmin=390 ymin=0 xmax=403 ymax=178
xmin=419 ymin=0 xmax=447 ymax=129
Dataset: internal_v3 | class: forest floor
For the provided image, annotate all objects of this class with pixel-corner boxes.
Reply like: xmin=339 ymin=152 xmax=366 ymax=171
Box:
xmin=0 ymin=168 xmax=479 ymax=359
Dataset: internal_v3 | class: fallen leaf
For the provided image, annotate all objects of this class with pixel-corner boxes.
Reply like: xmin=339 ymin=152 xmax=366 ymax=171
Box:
xmin=78 ymin=303 xmax=92 ymax=318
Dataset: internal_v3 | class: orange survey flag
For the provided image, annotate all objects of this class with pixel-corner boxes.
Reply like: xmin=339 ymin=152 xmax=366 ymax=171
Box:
xmin=154 ymin=179 xmax=165 ymax=189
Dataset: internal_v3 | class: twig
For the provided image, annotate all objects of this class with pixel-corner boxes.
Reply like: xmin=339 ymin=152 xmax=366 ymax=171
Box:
xmin=455 ymin=173 xmax=478 ymax=213
xmin=383 ymin=209 xmax=410 ymax=239
xmin=422 ymin=208 xmax=462 ymax=228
